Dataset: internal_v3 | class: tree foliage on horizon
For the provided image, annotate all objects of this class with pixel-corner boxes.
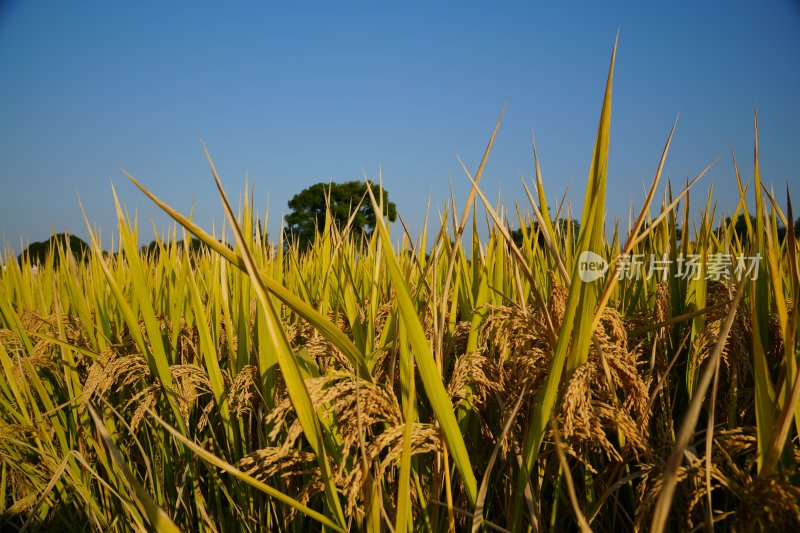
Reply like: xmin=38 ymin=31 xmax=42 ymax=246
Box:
xmin=17 ymin=233 xmax=90 ymax=265
xmin=284 ymin=181 xmax=397 ymax=248
xmin=511 ymin=218 xmax=580 ymax=248
xmin=716 ymin=213 xmax=800 ymax=242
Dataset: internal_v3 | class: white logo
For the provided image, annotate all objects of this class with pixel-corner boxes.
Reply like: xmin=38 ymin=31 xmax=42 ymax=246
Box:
xmin=578 ymin=251 xmax=608 ymax=282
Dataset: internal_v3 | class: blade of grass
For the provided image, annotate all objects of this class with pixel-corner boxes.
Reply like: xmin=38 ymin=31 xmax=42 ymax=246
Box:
xmin=148 ymin=408 xmax=345 ymax=532
xmin=471 ymin=385 xmax=527 ymax=533
xmin=512 ymin=34 xmax=617 ymax=531
xmin=87 ymin=404 xmax=181 ymax=533
xmin=650 ymin=277 xmax=746 ymax=533
xmin=205 ymin=144 xmax=347 ymax=528
xmin=551 ymin=423 xmax=591 ymax=533
xmin=125 ymin=170 xmax=372 ymax=382
xmin=395 ymin=321 xmax=416 ymax=533
xmin=365 ymin=182 xmax=479 ymax=507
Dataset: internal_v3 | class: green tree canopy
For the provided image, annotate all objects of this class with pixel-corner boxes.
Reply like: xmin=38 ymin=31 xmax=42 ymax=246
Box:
xmin=140 ymin=237 xmax=214 ymax=258
xmin=511 ymin=218 xmax=580 ymax=248
xmin=284 ymin=181 xmax=397 ymax=248
xmin=18 ymin=233 xmax=91 ymax=266
xmin=716 ymin=214 xmax=800 ymax=243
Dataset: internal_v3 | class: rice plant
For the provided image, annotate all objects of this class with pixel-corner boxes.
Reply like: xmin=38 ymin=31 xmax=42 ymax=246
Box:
xmin=1 ymin=41 xmax=799 ymax=532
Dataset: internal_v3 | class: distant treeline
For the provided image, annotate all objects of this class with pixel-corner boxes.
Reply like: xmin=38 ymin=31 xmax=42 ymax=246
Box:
xmin=15 ymin=233 xmax=228 ymax=266
xmin=16 ymin=233 xmax=91 ymax=266
xmin=510 ymin=214 xmax=800 ymax=247
xmin=13 ymin=215 xmax=800 ymax=266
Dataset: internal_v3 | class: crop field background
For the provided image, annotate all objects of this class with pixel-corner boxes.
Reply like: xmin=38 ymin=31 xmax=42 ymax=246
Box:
xmin=2 ymin=44 xmax=800 ymax=532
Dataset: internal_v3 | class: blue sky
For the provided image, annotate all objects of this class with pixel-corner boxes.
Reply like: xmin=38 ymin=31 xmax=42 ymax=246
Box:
xmin=1 ymin=1 xmax=799 ymax=254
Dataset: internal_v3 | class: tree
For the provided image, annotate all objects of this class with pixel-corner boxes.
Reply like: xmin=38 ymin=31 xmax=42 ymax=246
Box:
xmin=284 ymin=181 xmax=397 ymax=248
xmin=140 ymin=237 xmax=212 ymax=258
xmin=716 ymin=214 xmax=800 ymax=243
xmin=18 ymin=233 xmax=91 ymax=266
xmin=511 ymin=218 xmax=579 ymax=248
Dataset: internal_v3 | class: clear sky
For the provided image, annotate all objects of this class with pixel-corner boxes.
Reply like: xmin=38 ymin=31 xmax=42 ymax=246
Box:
xmin=1 ymin=1 xmax=799 ymax=254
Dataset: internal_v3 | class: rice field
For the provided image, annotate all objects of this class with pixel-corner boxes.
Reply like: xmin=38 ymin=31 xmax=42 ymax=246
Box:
xmin=1 ymin=44 xmax=799 ymax=532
